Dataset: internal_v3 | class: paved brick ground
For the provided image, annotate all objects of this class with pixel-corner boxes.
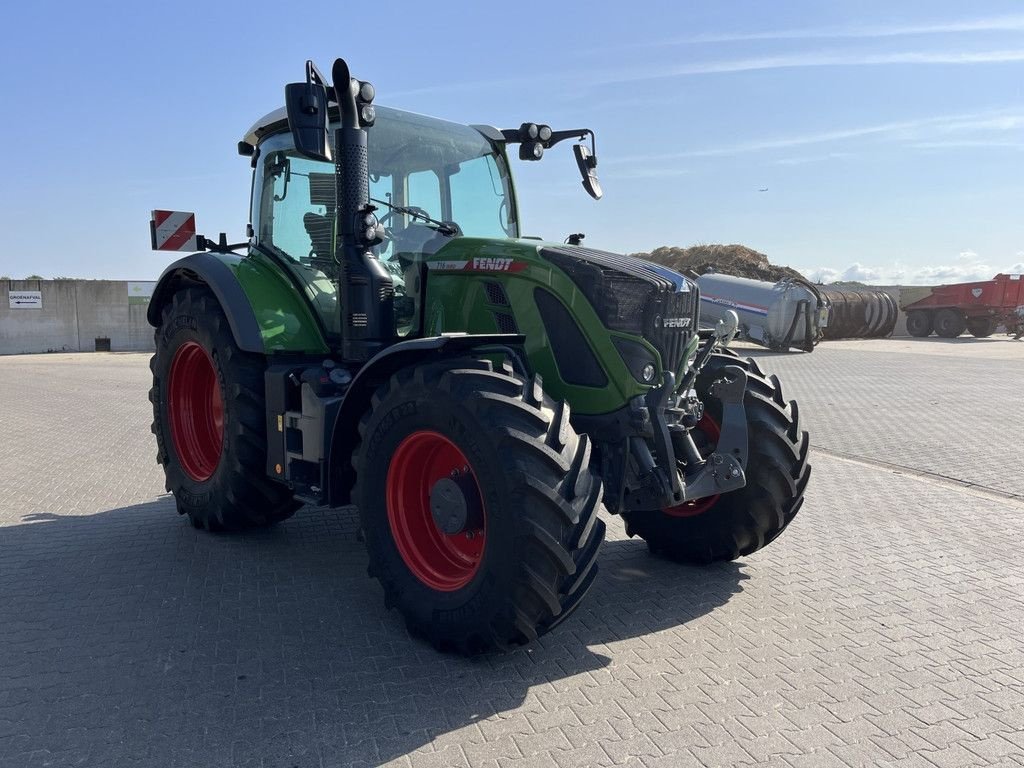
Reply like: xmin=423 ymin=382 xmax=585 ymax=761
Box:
xmin=742 ymin=337 xmax=1024 ymax=499
xmin=1 ymin=340 xmax=1023 ymax=768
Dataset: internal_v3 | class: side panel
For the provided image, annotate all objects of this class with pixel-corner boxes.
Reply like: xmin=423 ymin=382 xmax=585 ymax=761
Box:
xmin=421 ymin=238 xmax=653 ymax=415
xmin=148 ymin=250 xmax=329 ymax=354
xmin=904 ymin=276 xmax=1023 ymax=313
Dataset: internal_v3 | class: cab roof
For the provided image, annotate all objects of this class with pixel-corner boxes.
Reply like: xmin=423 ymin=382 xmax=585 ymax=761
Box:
xmin=241 ymin=105 xmax=503 ymax=148
xmin=243 ymin=107 xmax=289 ymax=147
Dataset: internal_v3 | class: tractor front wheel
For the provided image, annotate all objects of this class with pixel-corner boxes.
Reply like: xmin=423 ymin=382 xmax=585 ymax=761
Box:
xmin=150 ymin=287 xmax=299 ymax=531
xmin=353 ymin=358 xmax=604 ymax=653
xmin=622 ymin=354 xmax=810 ymax=564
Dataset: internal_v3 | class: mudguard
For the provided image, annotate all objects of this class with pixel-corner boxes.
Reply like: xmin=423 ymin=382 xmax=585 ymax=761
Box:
xmin=147 ymin=251 xmax=329 ymax=354
xmin=327 ymin=333 xmax=525 ymax=506
xmin=148 ymin=252 xmax=265 ymax=352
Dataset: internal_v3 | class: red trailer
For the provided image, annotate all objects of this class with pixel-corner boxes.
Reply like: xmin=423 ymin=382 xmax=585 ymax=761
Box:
xmin=902 ymin=273 xmax=1024 ymax=338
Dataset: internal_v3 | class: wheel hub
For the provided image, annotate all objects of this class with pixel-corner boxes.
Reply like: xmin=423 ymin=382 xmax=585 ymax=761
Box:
xmin=168 ymin=340 xmax=224 ymax=483
xmin=386 ymin=431 xmax=486 ymax=591
xmin=429 ymin=471 xmax=483 ymax=535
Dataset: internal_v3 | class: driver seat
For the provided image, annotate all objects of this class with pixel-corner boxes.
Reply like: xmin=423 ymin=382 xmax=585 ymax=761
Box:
xmin=303 ymin=213 xmax=334 ymax=262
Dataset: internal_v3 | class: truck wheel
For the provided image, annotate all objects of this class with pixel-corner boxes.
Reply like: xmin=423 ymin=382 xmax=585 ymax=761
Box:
xmin=906 ymin=310 xmax=933 ymax=337
xmin=934 ymin=309 xmax=967 ymax=338
xmin=352 ymin=358 xmax=605 ymax=654
xmin=967 ymin=318 xmax=994 ymax=338
xmin=150 ymin=286 xmax=300 ymax=531
xmin=622 ymin=355 xmax=810 ymax=564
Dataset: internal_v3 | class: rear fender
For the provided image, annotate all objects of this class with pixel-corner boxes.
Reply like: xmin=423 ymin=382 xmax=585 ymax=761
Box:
xmin=148 ymin=251 xmax=329 ymax=354
xmin=148 ymin=252 xmax=265 ymax=352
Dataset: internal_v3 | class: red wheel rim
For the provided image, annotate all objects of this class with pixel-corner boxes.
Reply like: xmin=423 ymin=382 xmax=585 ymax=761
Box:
xmin=386 ymin=430 xmax=486 ymax=591
xmin=663 ymin=414 xmax=722 ymax=517
xmin=168 ymin=341 xmax=224 ymax=482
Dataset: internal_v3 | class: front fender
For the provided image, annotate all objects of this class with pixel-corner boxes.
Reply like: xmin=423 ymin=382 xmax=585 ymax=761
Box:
xmin=327 ymin=333 xmax=524 ymax=506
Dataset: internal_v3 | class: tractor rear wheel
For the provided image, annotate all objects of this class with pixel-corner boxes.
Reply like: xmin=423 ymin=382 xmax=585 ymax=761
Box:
xmin=906 ymin=310 xmax=933 ymax=338
xmin=967 ymin=318 xmax=994 ymax=338
xmin=150 ymin=286 xmax=300 ymax=531
xmin=622 ymin=354 xmax=810 ymax=564
xmin=934 ymin=309 xmax=967 ymax=338
xmin=352 ymin=358 xmax=604 ymax=653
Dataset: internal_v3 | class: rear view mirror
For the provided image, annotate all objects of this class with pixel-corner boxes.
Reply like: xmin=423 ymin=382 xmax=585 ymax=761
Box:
xmin=285 ymin=82 xmax=332 ymax=163
xmin=574 ymin=144 xmax=602 ymax=200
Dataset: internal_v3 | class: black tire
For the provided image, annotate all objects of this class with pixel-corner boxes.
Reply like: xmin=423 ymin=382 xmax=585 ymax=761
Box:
xmin=906 ymin=310 xmax=933 ymax=338
xmin=622 ymin=354 xmax=810 ymax=564
xmin=967 ymin=318 xmax=994 ymax=338
xmin=149 ymin=286 xmax=300 ymax=531
xmin=934 ymin=308 xmax=967 ymax=338
xmin=352 ymin=358 xmax=605 ymax=654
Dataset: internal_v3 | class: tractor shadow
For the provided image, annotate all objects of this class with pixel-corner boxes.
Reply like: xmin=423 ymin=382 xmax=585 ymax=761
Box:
xmin=0 ymin=500 xmax=747 ymax=767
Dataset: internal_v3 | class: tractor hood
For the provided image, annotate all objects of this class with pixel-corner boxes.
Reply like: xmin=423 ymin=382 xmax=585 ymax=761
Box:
xmin=421 ymin=237 xmax=700 ymax=415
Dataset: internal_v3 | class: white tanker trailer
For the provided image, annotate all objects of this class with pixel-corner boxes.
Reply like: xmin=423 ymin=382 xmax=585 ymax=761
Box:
xmin=696 ymin=273 xmax=827 ymax=352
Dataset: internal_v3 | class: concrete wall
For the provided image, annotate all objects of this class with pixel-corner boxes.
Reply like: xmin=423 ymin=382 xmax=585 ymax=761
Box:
xmin=0 ymin=280 xmax=156 ymax=355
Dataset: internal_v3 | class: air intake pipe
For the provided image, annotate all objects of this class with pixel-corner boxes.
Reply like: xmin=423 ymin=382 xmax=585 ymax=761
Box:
xmin=331 ymin=58 xmax=394 ymax=362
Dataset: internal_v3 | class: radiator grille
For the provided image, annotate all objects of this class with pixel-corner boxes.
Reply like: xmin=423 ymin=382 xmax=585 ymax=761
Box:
xmin=541 ymin=245 xmax=698 ymax=377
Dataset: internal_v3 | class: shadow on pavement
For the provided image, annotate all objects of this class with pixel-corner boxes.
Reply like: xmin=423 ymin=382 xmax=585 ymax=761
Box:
xmin=0 ymin=500 xmax=746 ymax=767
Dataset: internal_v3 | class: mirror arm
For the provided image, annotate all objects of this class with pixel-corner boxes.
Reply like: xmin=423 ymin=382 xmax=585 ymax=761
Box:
xmin=500 ymin=127 xmax=596 ymax=154
xmin=545 ymin=129 xmax=595 ymax=154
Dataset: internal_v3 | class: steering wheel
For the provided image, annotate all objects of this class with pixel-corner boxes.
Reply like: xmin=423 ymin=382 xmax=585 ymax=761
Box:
xmin=378 ymin=206 xmax=435 ymax=259
xmin=378 ymin=205 xmax=433 ymax=230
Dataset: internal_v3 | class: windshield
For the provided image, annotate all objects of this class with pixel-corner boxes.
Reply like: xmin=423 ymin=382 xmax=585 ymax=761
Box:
xmin=368 ymin=107 xmax=518 ymax=240
xmin=252 ymin=106 xmax=518 ymax=338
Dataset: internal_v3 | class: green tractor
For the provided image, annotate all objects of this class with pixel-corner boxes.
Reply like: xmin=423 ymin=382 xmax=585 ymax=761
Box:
xmin=147 ymin=57 xmax=810 ymax=653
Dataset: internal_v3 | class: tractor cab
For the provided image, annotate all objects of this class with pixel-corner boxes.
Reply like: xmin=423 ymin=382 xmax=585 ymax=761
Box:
xmin=243 ymin=106 xmax=520 ymax=340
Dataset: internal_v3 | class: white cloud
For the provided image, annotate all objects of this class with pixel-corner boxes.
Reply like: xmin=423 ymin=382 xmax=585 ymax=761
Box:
xmin=802 ymin=252 xmax=1024 ymax=285
xmin=909 ymin=140 xmax=1024 ymax=150
xmin=392 ymin=38 xmax=1024 ymax=99
xmin=808 ymin=263 xmax=886 ymax=283
xmin=606 ymin=166 xmax=691 ymax=180
xmin=771 ymin=152 xmax=853 ymax=166
xmin=595 ymin=49 xmax=1024 ymax=86
xmin=607 ymin=108 xmax=1024 ymax=165
xmin=660 ymin=14 xmax=1024 ymax=45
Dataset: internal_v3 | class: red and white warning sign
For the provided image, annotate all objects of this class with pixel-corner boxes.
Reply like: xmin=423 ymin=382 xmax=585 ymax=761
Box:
xmin=150 ymin=210 xmax=198 ymax=251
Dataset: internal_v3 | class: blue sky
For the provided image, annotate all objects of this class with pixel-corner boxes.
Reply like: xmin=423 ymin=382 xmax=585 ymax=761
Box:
xmin=1 ymin=0 xmax=1022 ymax=284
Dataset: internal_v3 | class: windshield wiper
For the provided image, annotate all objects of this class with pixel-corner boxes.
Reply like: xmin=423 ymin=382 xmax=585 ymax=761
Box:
xmin=370 ymin=197 xmax=459 ymax=237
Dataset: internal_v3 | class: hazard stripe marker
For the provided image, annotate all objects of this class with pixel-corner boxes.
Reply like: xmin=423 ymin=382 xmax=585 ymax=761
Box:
xmin=150 ymin=210 xmax=198 ymax=252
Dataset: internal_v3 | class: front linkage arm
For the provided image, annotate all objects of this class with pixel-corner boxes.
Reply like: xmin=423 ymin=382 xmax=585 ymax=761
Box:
xmin=613 ymin=311 xmax=749 ymax=512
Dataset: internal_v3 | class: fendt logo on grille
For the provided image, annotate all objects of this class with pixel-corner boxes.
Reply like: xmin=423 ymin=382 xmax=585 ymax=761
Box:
xmin=662 ymin=317 xmax=692 ymax=328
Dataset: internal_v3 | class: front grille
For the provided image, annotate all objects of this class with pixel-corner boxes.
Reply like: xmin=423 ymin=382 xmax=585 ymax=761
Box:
xmin=541 ymin=245 xmax=698 ymax=377
xmin=646 ymin=289 xmax=696 ymax=375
